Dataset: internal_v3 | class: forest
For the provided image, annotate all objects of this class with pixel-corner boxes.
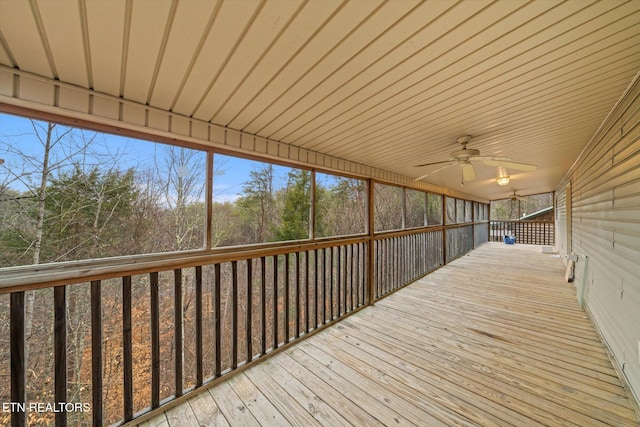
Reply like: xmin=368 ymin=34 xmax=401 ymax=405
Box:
xmin=0 ymin=119 xmax=388 ymax=267
xmin=0 ymin=117 xmax=455 ymax=425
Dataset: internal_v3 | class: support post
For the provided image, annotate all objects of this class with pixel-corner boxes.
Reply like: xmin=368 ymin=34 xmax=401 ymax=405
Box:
xmin=367 ymin=179 xmax=375 ymax=305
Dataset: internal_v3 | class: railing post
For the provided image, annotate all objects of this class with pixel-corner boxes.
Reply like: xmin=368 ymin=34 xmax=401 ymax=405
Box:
xmin=442 ymin=196 xmax=448 ymax=265
xmin=367 ymin=179 xmax=375 ymax=305
xmin=206 ymin=152 xmax=214 ymax=250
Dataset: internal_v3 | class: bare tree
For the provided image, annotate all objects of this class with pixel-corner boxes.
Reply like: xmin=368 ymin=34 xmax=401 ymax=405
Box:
xmin=150 ymin=145 xmax=206 ymax=251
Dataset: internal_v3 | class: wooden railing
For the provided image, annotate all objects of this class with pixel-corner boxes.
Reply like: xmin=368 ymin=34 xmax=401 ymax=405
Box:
xmin=474 ymin=221 xmax=489 ymax=247
xmin=489 ymin=220 xmax=555 ymax=245
xmin=446 ymin=224 xmax=475 ymax=263
xmin=373 ymin=228 xmax=443 ymax=299
xmin=1 ymin=222 xmax=488 ymax=426
xmin=1 ymin=238 xmax=370 ymax=426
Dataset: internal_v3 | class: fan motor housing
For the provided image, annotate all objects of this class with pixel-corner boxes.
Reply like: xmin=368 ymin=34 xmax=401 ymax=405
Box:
xmin=450 ymin=148 xmax=480 ymax=159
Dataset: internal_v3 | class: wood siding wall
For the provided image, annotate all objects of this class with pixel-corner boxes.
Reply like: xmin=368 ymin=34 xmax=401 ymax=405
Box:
xmin=555 ymin=188 xmax=568 ymax=255
xmin=556 ymin=72 xmax=640 ymax=408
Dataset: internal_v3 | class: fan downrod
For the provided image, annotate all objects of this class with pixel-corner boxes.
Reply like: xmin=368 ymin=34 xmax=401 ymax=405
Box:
xmin=450 ymin=135 xmax=479 ymax=159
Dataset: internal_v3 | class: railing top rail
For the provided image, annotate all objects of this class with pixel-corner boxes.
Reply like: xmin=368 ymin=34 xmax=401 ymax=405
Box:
xmin=2 ymin=220 xmax=489 ymax=294
xmin=373 ymin=224 xmax=445 ymax=240
xmin=490 ymin=220 xmax=554 ymax=223
xmin=0 ymin=236 xmax=368 ymax=294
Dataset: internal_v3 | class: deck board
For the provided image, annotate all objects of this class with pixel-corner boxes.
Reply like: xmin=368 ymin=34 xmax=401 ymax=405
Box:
xmin=143 ymin=243 xmax=640 ymax=426
xmin=186 ymin=390 xmax=230 ymax=427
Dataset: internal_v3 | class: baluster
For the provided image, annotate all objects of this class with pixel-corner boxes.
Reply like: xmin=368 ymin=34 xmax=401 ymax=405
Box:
xmin=390 ymin=238 xmax=395 ymax=291
xmin=315 ymin=249 xmax=321 ymax=327
xmin=91 ymin=280 xmax=104 ymax=422
xmin=246 ymin=259 xmax=253 ymax=362
xmin=272 ymin=255 xmax=278 ymax=350
xmin=344 ymin=245 xmax=349 ymax=313
xmin=350 ymin=244 xmax=355 ymax=311
xmin=149 ymin=273 xmax=160 ymax=408
xmin=231 ymin=261 xmax=238 ymax=370
xmin=361 ymin=242 xmax=365 ymax=305
xmin=322 ymin=248 xmax=328 ymax=323
xmin=214 ymin=264 xmax=222 ymax=377
xmin=387 ymin=238 xmax=390 ymax=293
xmin=374 ymin=240 xmax=379 ymax=299
xmin=294 ymin=252 xmax=300 ymax=338
xmin=328 ymin=247 xmax=334 ymax=320
xmin=174 ymin=269 xmax=183 ymax=396
xmin=380 ymin=239 xmax=385 ymax=296
xmin=357 ymin=242 xmax=362 ymax=306
xmin=379 ymin=239 xmax=383 ymax=298
xmin=10 ymin=291 xmax=26 ymax=427
xmin=195 ymin=266 xmax=203 ymax=387
xmin=261 ymin=257 xmax=267 ymax=356
xmin=393 ymin=237 xmax=397 ymax=291
xmin=284 ymin=254 xmax=290 ymax=343
xmin=397 ymin=237 xmax=400 ymax=287
xmin=122 ymin=276 xmax=133 ymax=421
xmin=386 ymin=238 xmax=390 ymax=294
xmin=54 ymin=285 xmax=67 ymax=427
xmin=305 ymin=250 xmax=311 ymax=334
xmin=336 ymin=247 xmax=341 ymax=317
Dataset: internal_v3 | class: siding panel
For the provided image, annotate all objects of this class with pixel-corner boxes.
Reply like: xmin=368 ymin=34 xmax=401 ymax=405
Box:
xmin=554 ymin=188 xmax=567 ymax=255
xmin=560 ymin=73 xmax=640 ymax=407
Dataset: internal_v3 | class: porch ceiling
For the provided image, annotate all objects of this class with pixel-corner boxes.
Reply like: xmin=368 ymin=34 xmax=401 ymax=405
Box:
xmin=1 ymin=0 xmax=639 ymax=200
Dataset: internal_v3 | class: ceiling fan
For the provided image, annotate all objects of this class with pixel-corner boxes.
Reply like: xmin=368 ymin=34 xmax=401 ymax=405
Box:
xmin=414 ymin=135 xmax=537 ymax=182
xmin=508 ymin=189 xmax=528 ymax=202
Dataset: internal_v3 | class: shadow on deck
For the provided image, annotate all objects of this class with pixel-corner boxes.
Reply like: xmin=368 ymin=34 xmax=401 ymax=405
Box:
xmin=140 ymin=243 xmax=640 ymax=426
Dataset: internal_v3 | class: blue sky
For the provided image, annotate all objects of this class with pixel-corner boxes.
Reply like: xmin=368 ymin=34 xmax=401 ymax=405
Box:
xmin=0 ymin=113 xmax=304 ymax=202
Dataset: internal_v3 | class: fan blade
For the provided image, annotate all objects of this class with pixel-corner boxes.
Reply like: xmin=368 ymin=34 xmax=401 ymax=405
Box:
xmin=461 ymin=163 xmax=476 ymax=181
xmin=414 ymin=164 xmax=456 ymax=181
xmin=482 ymin=159 xmax=537 ymax=171
xmin=466 ymin=156 xmax=510 ymax=162
xmin=414 ymin=160 xmax=456 ymax=168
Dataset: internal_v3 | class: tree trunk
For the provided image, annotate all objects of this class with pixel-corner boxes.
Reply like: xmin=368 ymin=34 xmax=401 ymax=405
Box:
xmin=24 ymin=122 xmax=55 ymax=362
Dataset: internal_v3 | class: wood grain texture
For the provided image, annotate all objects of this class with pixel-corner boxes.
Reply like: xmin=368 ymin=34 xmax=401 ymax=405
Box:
xmin=142 ymin=243 xmax=640 ymax=427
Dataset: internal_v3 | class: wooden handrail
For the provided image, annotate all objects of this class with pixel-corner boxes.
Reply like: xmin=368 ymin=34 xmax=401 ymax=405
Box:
xmin=3 ymin=221 xmax=490 ymax=426
xmin=0 ymin=222 xmax=483 ymax=293
xmin=0 ymin=236 xmax=369 ymax=293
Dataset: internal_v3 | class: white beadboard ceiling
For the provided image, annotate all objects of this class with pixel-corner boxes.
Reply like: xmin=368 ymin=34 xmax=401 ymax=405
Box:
xmin=1 ymin=0 xmax=639 ymax=201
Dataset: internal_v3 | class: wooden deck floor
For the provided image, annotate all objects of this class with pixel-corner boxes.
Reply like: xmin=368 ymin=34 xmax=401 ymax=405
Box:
xmin=139 ymin=243 xmax=640 ymax=427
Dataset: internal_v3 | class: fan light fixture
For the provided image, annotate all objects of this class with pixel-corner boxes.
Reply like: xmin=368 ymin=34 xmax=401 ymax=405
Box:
xmin=496 ymin=176 xmax=510 ymax=186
